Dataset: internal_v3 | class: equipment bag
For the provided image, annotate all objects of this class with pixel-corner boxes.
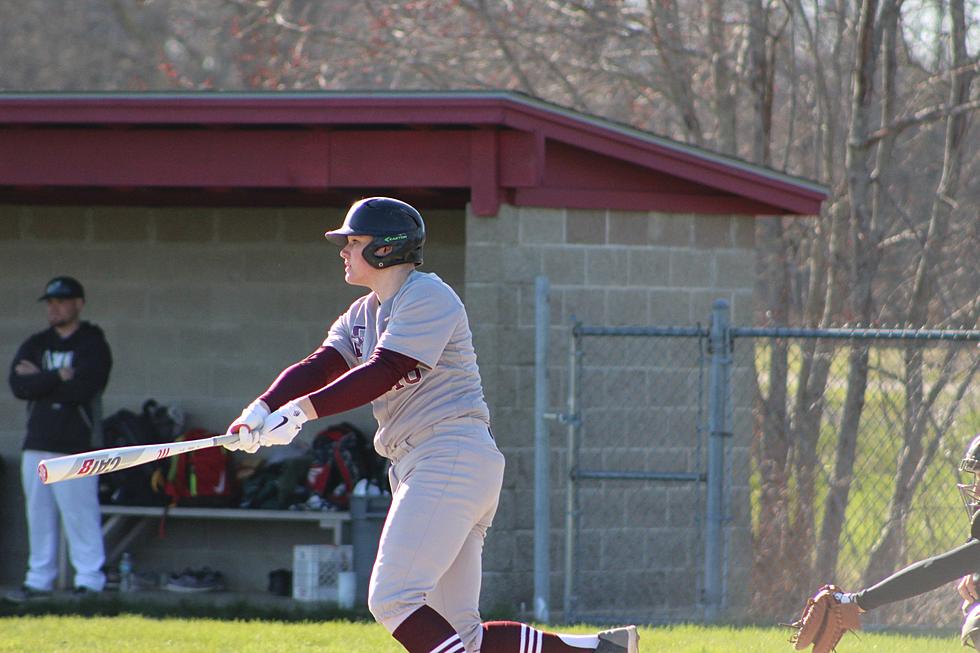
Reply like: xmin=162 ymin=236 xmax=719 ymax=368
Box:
xmin=155 ymin=428 xmax=237 ymax=508
xmin=306 ymin=422 xmax=376 ymax=510
xmin=99 ymin=399 xmax=184 ymax=506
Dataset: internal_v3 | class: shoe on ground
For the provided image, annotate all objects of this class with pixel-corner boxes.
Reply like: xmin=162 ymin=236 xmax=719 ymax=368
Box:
xmin=164 ymin=567 xmax=225 ymax=593
xmin=4 ymin=585 xmax=52 ymax=603
xmin=596 ymin=625 xmax=639 ymax=653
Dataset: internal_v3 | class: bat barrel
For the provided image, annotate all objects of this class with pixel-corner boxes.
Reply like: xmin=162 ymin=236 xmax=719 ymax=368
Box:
xmin=38 ymin=434 xmax=240 ymax=485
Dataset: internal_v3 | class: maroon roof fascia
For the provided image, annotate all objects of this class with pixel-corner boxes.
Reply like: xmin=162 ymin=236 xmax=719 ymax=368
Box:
xmin=0 ymin=92 xmax=826 ymax=216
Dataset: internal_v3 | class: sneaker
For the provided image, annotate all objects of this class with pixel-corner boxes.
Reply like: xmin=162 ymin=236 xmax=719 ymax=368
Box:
xmin=596 ymin=625 xmax=639 ymax=653
xmin=4 ymin=585 xmax=52 ymax=603
xmin=164 ymin=567 xmax=225 ymax=593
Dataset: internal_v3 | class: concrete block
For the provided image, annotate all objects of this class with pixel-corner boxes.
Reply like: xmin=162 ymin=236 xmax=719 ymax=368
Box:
xmin=608 ymin=210 xmax=651 ymax=245
xmin=648 ymin=289 xmax=692 ymax=324
xmin=518 ymin=207 xmax=564 ymax=244
xmin=542 ymin=246 xmax=586 ymax=286
xmin=501 ymin=246 xmax=542 ymax=283
xmin=497 ymin=326 xmax=536 ymax=366
xmin=561 ymin=287 xmax=608 ymax=325
xmin=0 ymin=249 xmax=55 ymax=291
xmin=24 ymin=206 xmax=88 ymax=241
xmin=151 ymin=356 xmax=212 ymax=398
xmin=282 ymin=208 xmax=338 ymax=243
xmin=468 ymin=207 xmax=517 ymax=245
xmin=216 ymin=208 xmax=281 ymax=242
xmin=91 ymin=207 xmax=152 ymax=242
xmin=465 ymin=283 xmax=501 ymax=325
xmin=733 ymin=215 xmax=756 ymax=248
xmin=669 ymin=249 xmax=714 ymax=288
xmin=714 ymin=250 xmax=756 ymax=289
xmin=147 ymin=284 xmax=214 ymax=323
xmin=89 ymin=245 xmax=180 ymax=284
xmin=153 ymin=208 xmax=215 ymax=242
xmin=0 ymin=212 xmax=22 ymax=239
xmin=466 ymin=244 xmax=504 ymax=283
xmin=566 ymin=209 xmax=606 ymax=244
xmin=605 ymin=288 xmax=649 ymax=326
xmin=483 ymin=531 xmax=516 ymax=573
xmin=651 ymin=213 xmax=693 ymax=247
xmin=585 ymin=248 xmax=629 ymax=286
xmin=693 ymin=215 xmax=733 ymax=249
xmin=95 ymin=285 xmax=148 ymax=319
xmin=627 ymin=248 xmax=670 ymax=287
xmin=173 ymin=326 xmax=246 ymax=361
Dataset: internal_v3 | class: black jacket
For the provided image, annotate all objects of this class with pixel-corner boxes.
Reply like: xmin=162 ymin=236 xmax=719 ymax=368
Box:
xmin=9 ymin=321 xmax=112 ymax=455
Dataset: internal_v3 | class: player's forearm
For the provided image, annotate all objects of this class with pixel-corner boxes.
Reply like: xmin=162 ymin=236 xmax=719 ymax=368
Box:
xmin=854 ymin=538 xmax=980 ymax=611
xmin=306 ymin=347 xmax=419 ymax=417
xmin=260 ymin=346 xmax=349 ymax=410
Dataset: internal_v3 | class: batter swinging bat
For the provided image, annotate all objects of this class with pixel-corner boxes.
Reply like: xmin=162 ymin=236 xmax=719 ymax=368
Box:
xmin=37 ymin=433 xmax=240 ymax=484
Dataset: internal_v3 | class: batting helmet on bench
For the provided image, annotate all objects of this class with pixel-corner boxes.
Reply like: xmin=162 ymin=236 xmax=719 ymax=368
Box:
xmin=324 ymin=197 xmax=426 ymax=269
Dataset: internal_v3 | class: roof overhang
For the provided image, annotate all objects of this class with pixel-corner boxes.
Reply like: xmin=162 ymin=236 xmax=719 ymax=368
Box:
xmin=0 ymin=91 xmax=826 ymax=216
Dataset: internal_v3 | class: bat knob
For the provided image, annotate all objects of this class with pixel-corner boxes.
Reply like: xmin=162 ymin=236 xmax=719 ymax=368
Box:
xmin=38 ymin=462 xmax=48 ymax=484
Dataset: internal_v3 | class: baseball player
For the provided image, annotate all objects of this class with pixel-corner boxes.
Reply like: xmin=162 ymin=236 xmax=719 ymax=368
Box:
xmin=224 ymin=197 xmax=639 ymax=653
xmin=791 ymin=432 xmax=980 ymax=650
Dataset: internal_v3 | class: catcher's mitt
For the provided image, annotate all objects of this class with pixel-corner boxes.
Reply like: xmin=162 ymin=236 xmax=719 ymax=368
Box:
xmin=788 ymin=585 xmax=861 ymax=653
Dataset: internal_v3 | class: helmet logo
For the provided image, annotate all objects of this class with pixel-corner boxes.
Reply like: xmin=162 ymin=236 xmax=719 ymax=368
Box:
xmin=384 ymin=234 xmax=408 ymax=243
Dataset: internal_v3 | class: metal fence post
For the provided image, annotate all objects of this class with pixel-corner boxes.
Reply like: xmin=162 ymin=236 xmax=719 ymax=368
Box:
xmin=563 ymin=321 xmax=580 ymax=623
xmin=533 ymin=275 xmax=551 ymax=623
xmin=704 ymin=299 xmax=731 ymax=619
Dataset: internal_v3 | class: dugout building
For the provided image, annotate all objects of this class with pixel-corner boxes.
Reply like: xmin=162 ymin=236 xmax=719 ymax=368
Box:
xmin=0 ymin=92 xmax=824 ymax=619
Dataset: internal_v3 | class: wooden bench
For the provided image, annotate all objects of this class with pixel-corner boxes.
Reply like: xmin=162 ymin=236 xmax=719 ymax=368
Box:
xmin=57 ymin=504 xmax=351 ymax=589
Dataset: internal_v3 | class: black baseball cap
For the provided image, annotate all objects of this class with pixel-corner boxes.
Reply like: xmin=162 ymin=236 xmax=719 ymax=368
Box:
xmin=38 ymin=276 xmax=85 ymax=301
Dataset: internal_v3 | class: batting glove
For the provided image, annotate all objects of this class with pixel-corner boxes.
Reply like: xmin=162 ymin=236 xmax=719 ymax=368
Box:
xmin=223 ymin=399 xmax=270 ymax=453
xmin=259 ymin=398 xmax=316 ymax=447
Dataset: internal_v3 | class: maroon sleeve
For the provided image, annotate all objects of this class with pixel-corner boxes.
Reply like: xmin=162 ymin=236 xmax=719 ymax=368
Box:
xmin=306 ymin=348 xmax=419 ymax=418
xmin=259 ymin=346 xmax=350 ymax=411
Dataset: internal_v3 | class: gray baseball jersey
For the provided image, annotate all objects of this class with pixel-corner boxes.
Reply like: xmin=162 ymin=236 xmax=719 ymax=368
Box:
xmin=323 ymin=270 xmax=490 ymax=457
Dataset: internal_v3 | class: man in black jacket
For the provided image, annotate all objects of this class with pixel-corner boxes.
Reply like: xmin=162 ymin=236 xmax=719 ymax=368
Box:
xmin=6 ymin=276 xmax=112 ymax=601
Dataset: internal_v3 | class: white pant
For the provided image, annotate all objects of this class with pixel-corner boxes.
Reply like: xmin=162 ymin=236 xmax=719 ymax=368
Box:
xmin=20 ymin=450 xmax=106 ymax=591
xmin=368 ymin=419 xmax=505 ymax=653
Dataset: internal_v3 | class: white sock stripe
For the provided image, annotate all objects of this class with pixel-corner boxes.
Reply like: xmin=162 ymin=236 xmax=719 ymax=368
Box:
xmin=523 ymin=626 xmax=543 ymax=653
xmin=430 ymin=634 xmax=463 ymax=653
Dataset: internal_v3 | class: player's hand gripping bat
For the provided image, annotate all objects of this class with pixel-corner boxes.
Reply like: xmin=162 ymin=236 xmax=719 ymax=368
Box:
xmin=37 ymin=433 xmax=240 ymax=484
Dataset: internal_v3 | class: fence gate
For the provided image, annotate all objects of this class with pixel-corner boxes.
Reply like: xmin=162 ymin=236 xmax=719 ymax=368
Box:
xmin=553 ymin=301 xmax=733 ymax=625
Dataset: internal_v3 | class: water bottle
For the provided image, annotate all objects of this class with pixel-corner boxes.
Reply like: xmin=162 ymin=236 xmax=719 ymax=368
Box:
xmin=119 ymin=552 xmax=133 ymax=593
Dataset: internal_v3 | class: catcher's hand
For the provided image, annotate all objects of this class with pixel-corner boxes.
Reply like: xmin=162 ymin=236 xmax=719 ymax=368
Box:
xmin=789 ymin=585 xmax=861 ymax=653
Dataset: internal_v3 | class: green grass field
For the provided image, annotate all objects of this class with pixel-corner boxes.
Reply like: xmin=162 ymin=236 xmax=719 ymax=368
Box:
xmin=0 ymin=615 xmax=963 ymax=653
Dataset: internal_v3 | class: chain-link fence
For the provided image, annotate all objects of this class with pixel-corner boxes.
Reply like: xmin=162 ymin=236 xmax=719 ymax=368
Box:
xmin=556 ymin=300 xmax=979 ymax=627
xmin=739 ymin=329 xmax=980 ymax=628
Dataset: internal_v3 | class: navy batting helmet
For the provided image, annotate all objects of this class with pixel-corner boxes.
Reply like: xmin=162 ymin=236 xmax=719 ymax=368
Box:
xmin=324 ymin=197 xmax=425 ymax=269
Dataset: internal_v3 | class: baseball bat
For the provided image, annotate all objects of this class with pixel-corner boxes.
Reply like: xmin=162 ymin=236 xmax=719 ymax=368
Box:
xmin=37 ymin=433 xmax=240 ymax=485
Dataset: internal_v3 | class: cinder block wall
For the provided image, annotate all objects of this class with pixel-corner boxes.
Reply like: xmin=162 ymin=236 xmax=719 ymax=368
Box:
xmin=0 ymin=204 xmax=465 ymax=591
xmin=466 ymin=204 xmax=756 ymax=620
xmin=0 ymin=202 xmax=756 ymax=617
